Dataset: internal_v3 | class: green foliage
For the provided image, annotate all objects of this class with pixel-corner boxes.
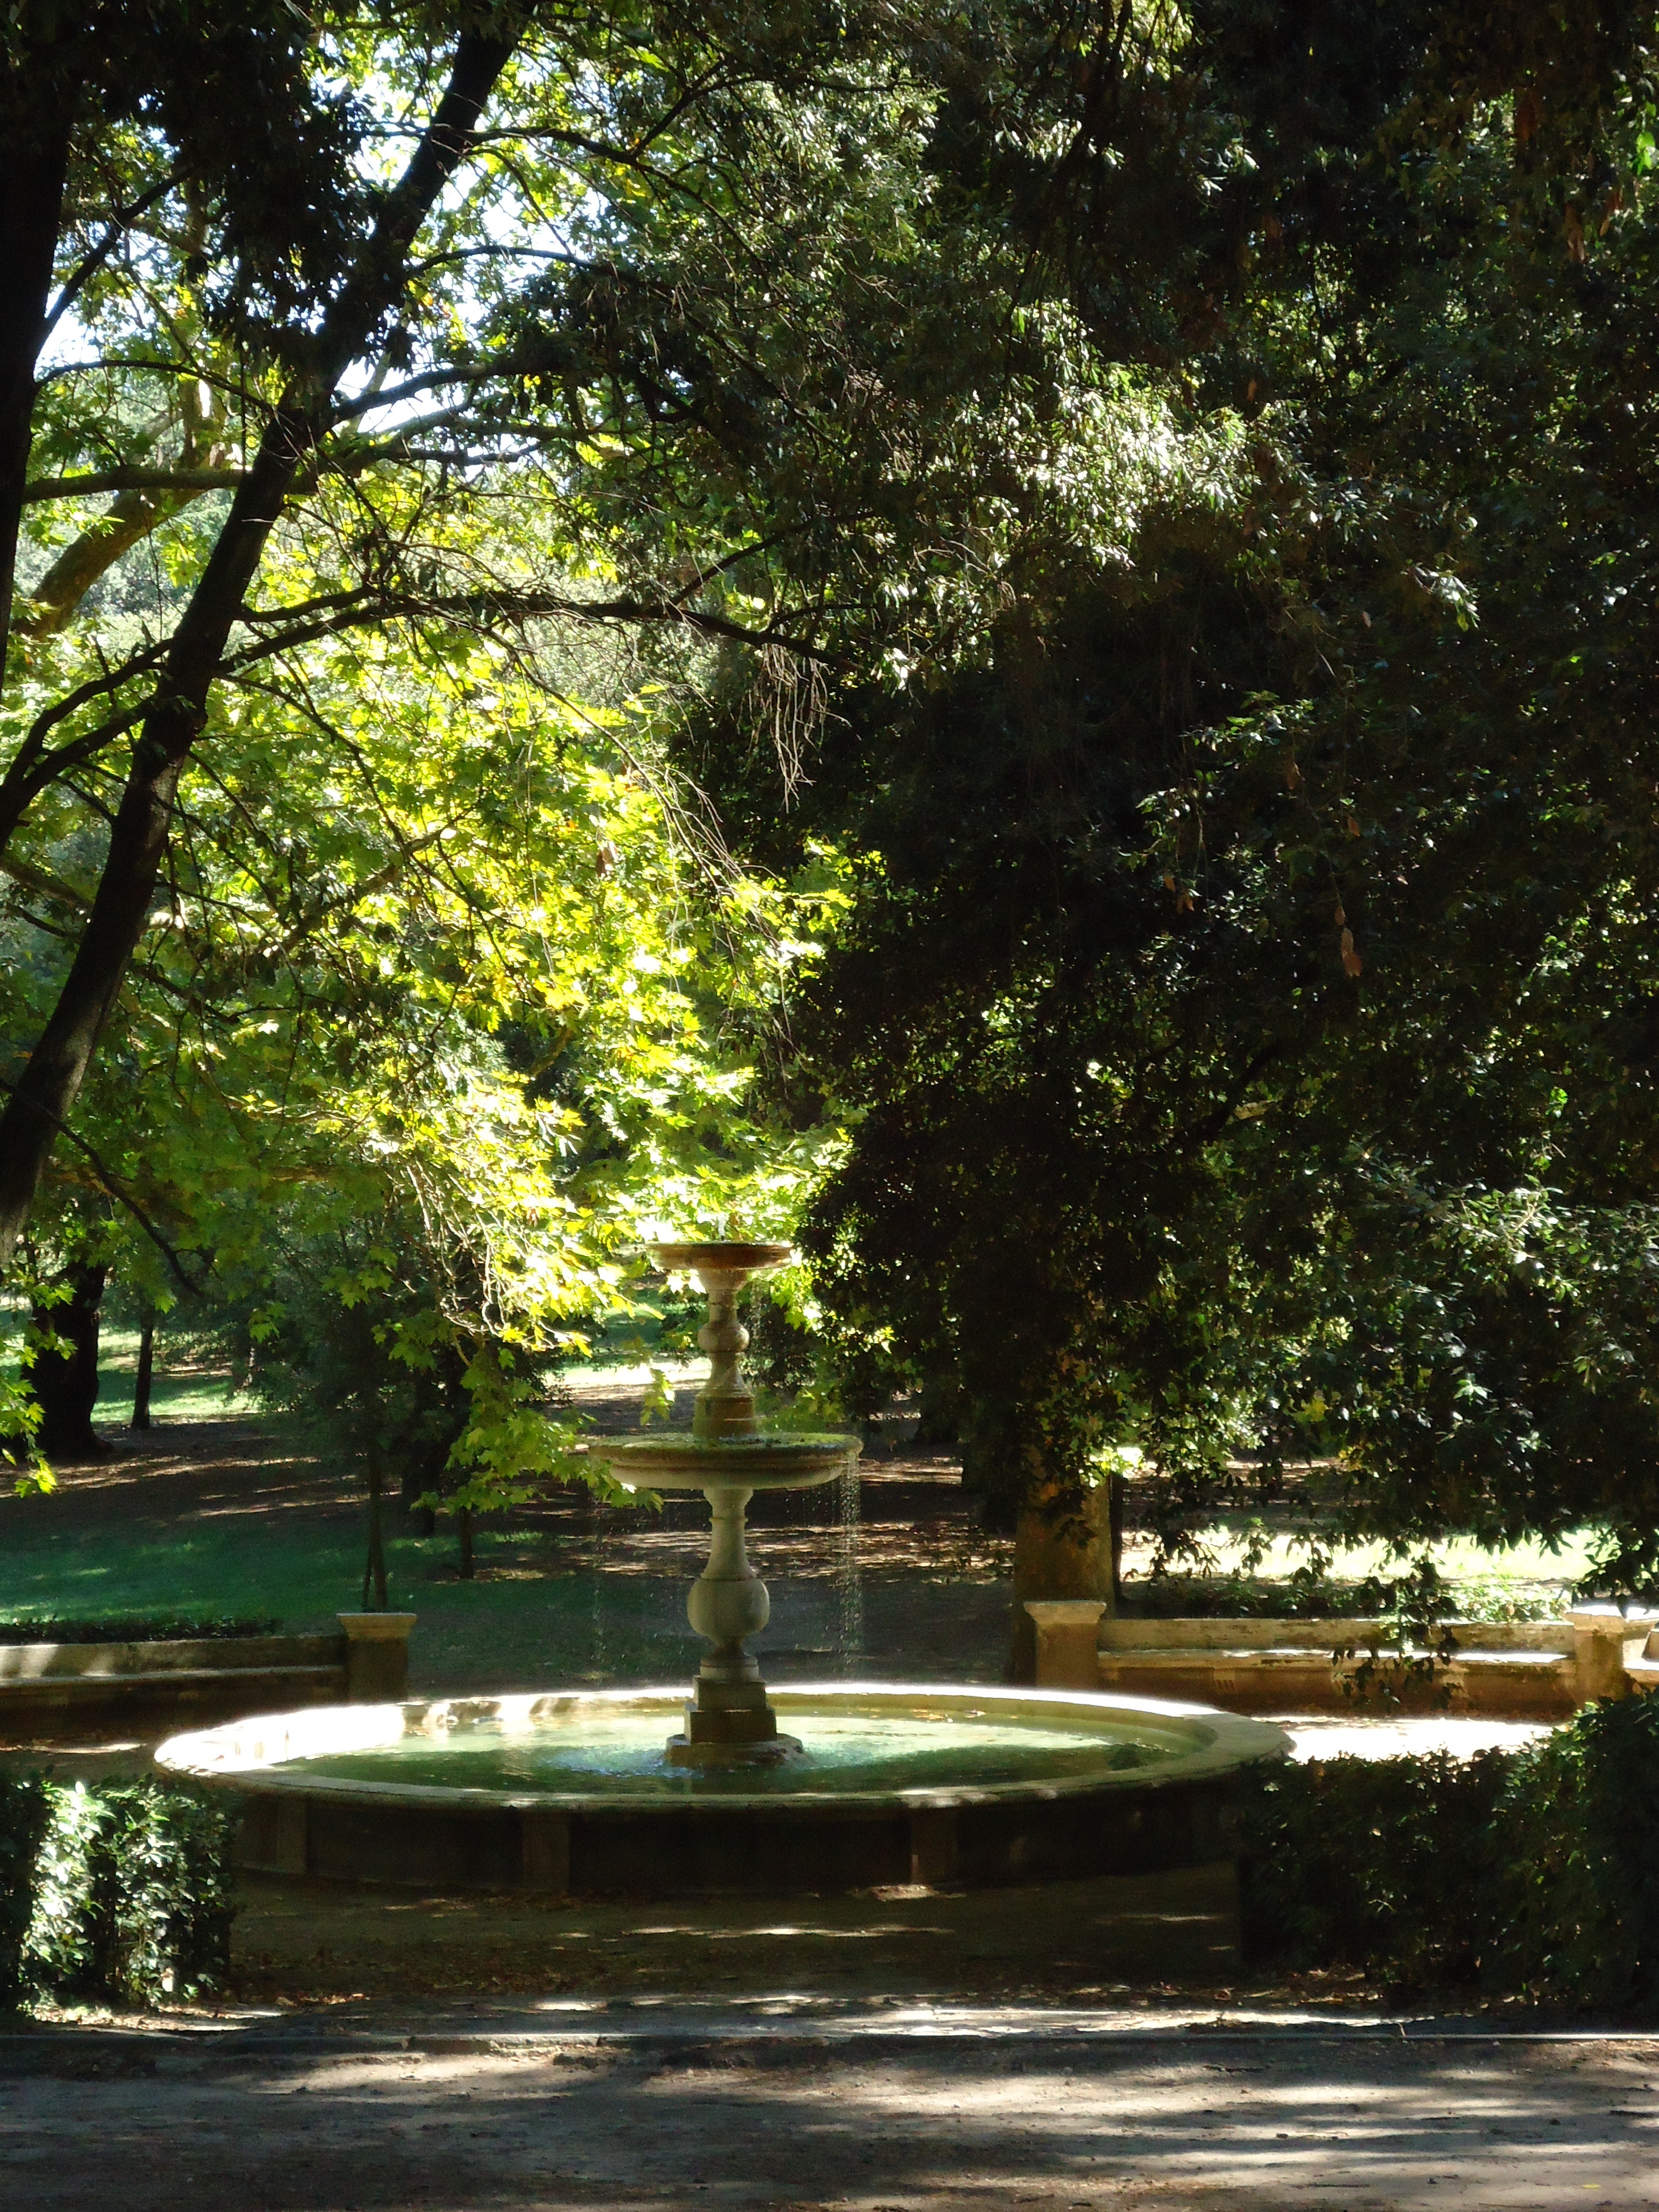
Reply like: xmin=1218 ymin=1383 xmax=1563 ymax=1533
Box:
xmin=0 ymin=1616 xmax=278 ymax=1645
xmin=18 ymin=1781 xmax=235 ymax=2010
xmin=1128 ymin=1573 xmax=1562 ymax=1624
xmin=1243 ymin=1699 xmax=1659 ymax=2010
xmin=1487 ymin=1697 xmax=1659 ymax=2011
xmin=654 ymin=6 xmax=1659 ymax=1571
xmin=1241 ymin=1749 xmax=1508 ymax=1993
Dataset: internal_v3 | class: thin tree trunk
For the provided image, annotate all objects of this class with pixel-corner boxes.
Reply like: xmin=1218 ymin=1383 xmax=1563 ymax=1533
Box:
xmin=131 ymin=1314 xmax=155 ymax=1431
xmin=362 ymin=1443 xmax=389 ymax=1612
xmin=0 ymin=31 xmax=516 ymax=1270
xmin=0 ymin=104 xmax=73 ymax=697
xmin=456 ymin=1505 xmax=475 ymax=1581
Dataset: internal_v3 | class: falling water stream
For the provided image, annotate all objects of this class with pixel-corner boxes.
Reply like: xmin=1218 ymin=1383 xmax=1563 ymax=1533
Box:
xmin=836 ymin=1455 xmax=864 ymax=1674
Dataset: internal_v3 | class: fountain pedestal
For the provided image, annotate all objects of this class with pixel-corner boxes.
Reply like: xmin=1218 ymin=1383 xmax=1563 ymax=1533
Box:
xmin=670 ymin=1482 xmax=801 ymax=1762
xmin=604 ymin=1241 xmax=859 ymax=1764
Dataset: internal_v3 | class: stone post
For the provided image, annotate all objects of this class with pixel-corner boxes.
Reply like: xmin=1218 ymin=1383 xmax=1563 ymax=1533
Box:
xmin=1025 ymin=1599 xmax=1106 ymax=1691
xmin=1011 ymin=1481 xmax=1116 ymax=1681
xmin=337 ymin=1612 xmax=417 ymax=1701
xmin=1568 ymin=1603 xmax=1643 ymax=1704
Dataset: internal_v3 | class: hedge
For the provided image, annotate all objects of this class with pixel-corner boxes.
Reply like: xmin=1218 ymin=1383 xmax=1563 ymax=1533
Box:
xmin=1240 ymin=1694 xmax=1659 ymax=2010
xmin=0 ymin=1776 xmax=235 ymax=2011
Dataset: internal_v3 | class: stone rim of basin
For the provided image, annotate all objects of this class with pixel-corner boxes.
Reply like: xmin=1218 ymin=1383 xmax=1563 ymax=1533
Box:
xmin=156 ymin=1683 xmax=1292 ymax=1810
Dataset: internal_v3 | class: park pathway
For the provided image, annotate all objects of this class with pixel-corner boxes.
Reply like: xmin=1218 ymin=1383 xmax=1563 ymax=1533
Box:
xmin=5 ymin=2012 xmax=1657 ymax=2209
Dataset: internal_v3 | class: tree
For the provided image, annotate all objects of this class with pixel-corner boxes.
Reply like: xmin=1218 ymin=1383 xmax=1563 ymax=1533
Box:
xmin=6 ymin=533 xmax=840 ymax=1492
xmin=1 ymin=0 xmax=1105 ymax=1273
xmin=682 ymin=0 xmax=1659 ymax=1613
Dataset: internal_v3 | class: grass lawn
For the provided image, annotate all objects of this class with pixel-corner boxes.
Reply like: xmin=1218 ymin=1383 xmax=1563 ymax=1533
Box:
xmin=0 ymin=1431 xmax=705 ymax=1690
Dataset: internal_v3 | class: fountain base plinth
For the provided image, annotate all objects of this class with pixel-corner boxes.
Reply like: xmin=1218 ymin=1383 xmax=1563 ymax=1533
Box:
xmin=665 ymin=1729 xmax=804 ymax=1767
xmin=665 ymin=1667 xmax=805 ymax=1764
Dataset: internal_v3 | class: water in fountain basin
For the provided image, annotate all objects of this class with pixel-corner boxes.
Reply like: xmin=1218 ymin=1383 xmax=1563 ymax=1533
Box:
xmin=270 ymin=1704 xmax=1195 ymax=1798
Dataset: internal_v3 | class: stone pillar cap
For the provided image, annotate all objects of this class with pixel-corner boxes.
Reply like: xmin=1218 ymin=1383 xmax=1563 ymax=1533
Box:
xmin=1023 ymin=1599 xmax=1108 ymax=1623
xmin=337 ymin=1612 xmax=418 ymax=1639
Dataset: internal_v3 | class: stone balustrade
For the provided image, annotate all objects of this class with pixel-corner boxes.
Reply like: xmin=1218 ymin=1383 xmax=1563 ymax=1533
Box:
xmin=1026 ymin=1600 xmax=1659 ymax=1717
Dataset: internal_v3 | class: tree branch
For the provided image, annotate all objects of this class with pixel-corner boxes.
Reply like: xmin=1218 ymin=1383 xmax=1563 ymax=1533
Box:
xmin=0 ymin=1074 xmax=207 ymax=1296
xmin=20 ymin=466 xmax=245 ymax=503
xmin=42 ymin=171 xmax=180 ymax=341
xmin=0 ymin=25 xmax=521 ymax=1267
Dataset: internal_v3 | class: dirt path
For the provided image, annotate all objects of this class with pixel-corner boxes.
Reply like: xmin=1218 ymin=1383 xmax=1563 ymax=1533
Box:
xmin=2 ymin=2017 xmax=1655 ymax=2209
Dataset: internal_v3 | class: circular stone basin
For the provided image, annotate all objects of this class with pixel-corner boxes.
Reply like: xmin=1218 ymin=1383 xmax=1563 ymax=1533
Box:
xmin=597 ymin=1432 xmax=856 ymax=1487
xmin=158 ymin=1685 xmax=1289 ymax=1898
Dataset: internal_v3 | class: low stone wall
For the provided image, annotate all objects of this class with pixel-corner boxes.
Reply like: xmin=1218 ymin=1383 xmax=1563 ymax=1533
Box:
xmin=1026 ymin=1600 xmax=1659 ymax=1718
xmin=0 ymin=1613 xmax=415 ymax=1741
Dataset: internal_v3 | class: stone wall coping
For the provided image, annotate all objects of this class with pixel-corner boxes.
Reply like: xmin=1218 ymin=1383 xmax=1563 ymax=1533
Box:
xmin=0 ymin=1632 xmax=346 ymax=1682
xmin=1096 ymin=1616 xmax=1576 ymax=1653
xmin=1096 ymin=1646 xmax=1571 ymax=1669
xmin=336 ymin=1613 xmax=418 ymax=1642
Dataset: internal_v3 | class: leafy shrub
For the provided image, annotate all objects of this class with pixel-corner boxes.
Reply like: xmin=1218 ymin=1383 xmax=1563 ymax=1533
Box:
xmin=1241 ymin=1698 xmax=1659 ymax=2011
xmin=1486 ymin=1696 xmax=1659 ymax=2011
xmin=1240 ymin=1749 xmax=1508 ymax=1990
xmin=0 ymin=1779 xmax=235 ymax=2010
xmin=1124 ymin=1574 xmax=1562 ymax=1623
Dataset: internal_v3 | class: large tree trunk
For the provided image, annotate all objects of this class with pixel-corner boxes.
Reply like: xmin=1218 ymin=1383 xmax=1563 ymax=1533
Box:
xmin=29 ymin=1260 xmax=110 ymax=1460
xmin=0 ymin=99 xmax=73 ymax=695
xmin=0 ymin=30 xmax=516 ymax=1270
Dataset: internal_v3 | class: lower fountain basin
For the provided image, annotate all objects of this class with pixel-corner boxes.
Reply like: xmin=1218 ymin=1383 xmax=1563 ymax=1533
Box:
xmin=157 ymin=1685 xmax=1288 ymax=1897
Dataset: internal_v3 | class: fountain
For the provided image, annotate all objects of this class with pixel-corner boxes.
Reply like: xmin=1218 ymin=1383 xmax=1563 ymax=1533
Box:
xmin=157 ymin=1241 xmax=1290 ymax=1898
xmin=598 ymin=1241 xmax=859 ymax=1765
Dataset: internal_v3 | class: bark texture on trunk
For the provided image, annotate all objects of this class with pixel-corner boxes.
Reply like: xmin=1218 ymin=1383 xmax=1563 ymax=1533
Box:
xmin=0 ymin=31 xmax=516 ymax=1270
xmin=27 ymin=1259 xmax=110 ymax=1460
xmin=0 ymin=102 xmax=72 ymax=694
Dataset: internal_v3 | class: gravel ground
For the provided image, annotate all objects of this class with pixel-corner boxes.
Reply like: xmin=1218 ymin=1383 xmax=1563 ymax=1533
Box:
xmin=3 ymin=2016 xmax=1656 ymax=2209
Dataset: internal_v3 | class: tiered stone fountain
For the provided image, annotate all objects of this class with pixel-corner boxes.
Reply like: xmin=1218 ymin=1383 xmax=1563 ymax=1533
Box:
xmin=157 ymin=1240 xmax=1289 ymax=1898
xmin=601 ymin=1241 xmax=858 ymax=1764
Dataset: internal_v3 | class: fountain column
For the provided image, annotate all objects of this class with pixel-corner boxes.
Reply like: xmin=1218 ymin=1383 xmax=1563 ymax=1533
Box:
xmin=693 ymin=1261 xmax=759 ymax=1439
xmin=669 ymin=1482 xmax=800 ymax=1762
xmin=605 ymin=1239 xmax=858 ymax=1766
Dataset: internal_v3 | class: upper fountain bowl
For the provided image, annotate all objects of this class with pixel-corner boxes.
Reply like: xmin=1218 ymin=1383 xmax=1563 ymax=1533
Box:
xmin=648 ymin=1240 xmax=793 ymax=1277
